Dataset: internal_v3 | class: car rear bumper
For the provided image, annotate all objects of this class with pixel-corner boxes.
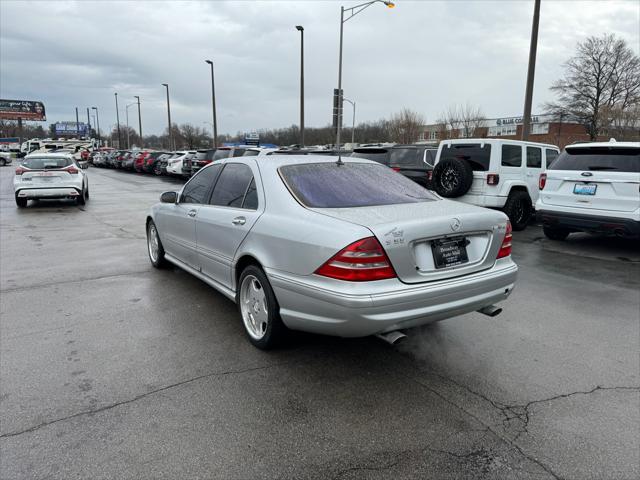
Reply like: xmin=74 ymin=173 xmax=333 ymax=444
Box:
xmin=267 ymin=258 xmax=517 ymax=337
xmin=15 ymin=187 xmax=81 ymax=199
xmin=538 ymin=209 xmax=640 ymax=238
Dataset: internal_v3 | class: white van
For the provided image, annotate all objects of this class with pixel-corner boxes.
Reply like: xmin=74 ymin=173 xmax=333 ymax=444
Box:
xmin=432 ymin=139 xmax=560 ymax=230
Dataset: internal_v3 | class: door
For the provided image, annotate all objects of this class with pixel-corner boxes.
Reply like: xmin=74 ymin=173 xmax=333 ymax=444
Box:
xmin=160 ymin=165 xmax=221 ymax=268
xmin=196 ymin=163 xmax=262 ymax=288
xmin=525 ymin=145 xmax=543 ymax=203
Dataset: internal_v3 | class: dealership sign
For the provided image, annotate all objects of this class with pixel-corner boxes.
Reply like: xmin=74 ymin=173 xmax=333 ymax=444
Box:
xmin=55 ymin=122 xmax=89 ymax=136
xmin=0 ymin=99 xmax=46 ymax=121
xmin=496 ymin=116 xmax=540 ymax=126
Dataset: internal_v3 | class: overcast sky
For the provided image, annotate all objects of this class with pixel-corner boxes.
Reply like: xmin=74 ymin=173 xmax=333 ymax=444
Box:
xmin=1 ymin=0 xmax=638 ymax=136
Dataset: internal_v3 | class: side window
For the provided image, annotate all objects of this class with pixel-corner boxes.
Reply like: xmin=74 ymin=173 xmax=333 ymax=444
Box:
xmin=546 ymin=149 xmax=559 ymax=167
xmin=209 ymin=163 xmax=254 ymax=208
xmin=526 ymin=147 xmax=542 ymax=168
xmin=501 ymin=145 xmax=522 ymax=167
xmin=180 ymin=164 xmax=221 ymax=204
xmin=242 ymin=179 xmax=258 ymax=210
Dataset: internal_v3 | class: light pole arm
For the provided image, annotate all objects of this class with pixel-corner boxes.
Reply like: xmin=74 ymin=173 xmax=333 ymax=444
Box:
xmin=343 ymin=0 xmax=393 ymax=22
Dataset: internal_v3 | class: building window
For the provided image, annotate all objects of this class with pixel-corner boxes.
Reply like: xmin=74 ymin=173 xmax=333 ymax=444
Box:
xmin=488 ymin=125 xmax=517 ymax=137
xmin=531 ymin=123 xmax=549 ymax=135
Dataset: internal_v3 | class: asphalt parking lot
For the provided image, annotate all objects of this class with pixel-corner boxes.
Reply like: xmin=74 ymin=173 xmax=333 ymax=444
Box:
xmin=0 ymin=165 xmax=638 ymax=480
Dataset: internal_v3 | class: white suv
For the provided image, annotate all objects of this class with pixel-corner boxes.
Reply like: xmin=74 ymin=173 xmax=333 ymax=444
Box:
xmin=536 ymin=141 xmax=639 ymax=240
xmin=432 ymin=139 xmax=560 ymax=230
xmin=14 ymin=153 xmax=89 ymax=207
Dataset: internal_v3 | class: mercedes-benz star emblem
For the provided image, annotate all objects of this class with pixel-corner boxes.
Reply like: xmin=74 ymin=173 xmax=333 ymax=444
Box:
xmin=450 ymin=218 xmax=462 ymax=232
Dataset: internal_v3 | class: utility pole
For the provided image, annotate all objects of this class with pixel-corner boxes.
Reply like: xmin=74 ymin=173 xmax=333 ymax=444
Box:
xmin=86 ymin=107 xmax=91 ymax=137
xmin=521 ymin=0 xmax=541 ymax=141
xmin=92 ymin=107 xmax=100 ymax=146
xmin=75 ymin=107 xmax=80 ymax=138
xmin=162 ymin=84 xmax=173 ymax=150
xmin=205 ymin=60 xmax=218 ymax=148
xmin=115 ymin=93 xmax=122 ymax=148
xmin=134 ymin=96 xmax=143 ymax=147
xmin=296 ymin=26 xmax=305 ymax=147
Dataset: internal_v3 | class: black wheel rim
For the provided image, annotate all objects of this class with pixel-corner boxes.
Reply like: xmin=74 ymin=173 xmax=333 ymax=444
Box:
xmin=440 ymin=166 xmax=459 ymax=193
xmin=514 ymin=200 xmax=526 ymax=224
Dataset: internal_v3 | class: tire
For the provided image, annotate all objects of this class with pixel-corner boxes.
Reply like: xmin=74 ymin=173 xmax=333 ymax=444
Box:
xmin=85 ymin=185 xmax=90 ymax=198
xmin=154 ymin=163 xmax=163 ymax=176
xmin=0 ymin=158 xmax=6 ymax=166
xmin=503 ymin=190 xmax=531 ymax=231
xmin=146 ymin=220 xmax=168 ymax=268
xmin=237 ymin=265 xmax=287 ymax=350
xmin=77 ymin=186 xmax=87 ymax=205
xmin=432 ymin=158 xmax=474 ymax=198
xmin=15 ymin=194 xmax=27 ymax=208
xmin=543 ymin=226 xmax=570 ymax=241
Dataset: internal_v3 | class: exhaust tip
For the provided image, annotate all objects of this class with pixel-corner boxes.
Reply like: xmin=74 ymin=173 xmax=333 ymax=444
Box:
xmin=478 ymin=305 xmax=502 ymax=317
xmin=375 ymin=330 xmax=407 ymax=345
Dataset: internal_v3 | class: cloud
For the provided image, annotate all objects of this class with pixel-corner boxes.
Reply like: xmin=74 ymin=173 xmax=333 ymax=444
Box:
xmin=1 ymin=0 xmax=638 ymax=136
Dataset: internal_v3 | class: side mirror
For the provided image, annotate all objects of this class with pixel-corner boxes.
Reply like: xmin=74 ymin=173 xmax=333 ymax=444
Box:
xmin=160 ymin=191 xmax=178 ymax=203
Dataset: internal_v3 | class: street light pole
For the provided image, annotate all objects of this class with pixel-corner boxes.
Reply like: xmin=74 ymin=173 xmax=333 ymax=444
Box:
xmin=134 ymin=96 xmax=143 ymax=147
xmin=296 ymin=26 xmax=305 ymax=147
xmin=125 ymin=102 xmax=136 ymax=149
xmin=335 ymin=1 xmax=394 ymax=150
xmin=92 ymin=107 xmax=100 ymax=145
xmin=114 ymin=93 xmax=122 ymax=148
xmin=343 ymin=98 xmax=356 ymax=146
xmin=205 ymin=60 xmax=218 ymax=148
xmin=521 ymin=0 xmax=541 ymax=141
xmin=161 ymin=83 xmax=173 ymax=150
xmin=75 ymin=107 xmax=80 ymax=138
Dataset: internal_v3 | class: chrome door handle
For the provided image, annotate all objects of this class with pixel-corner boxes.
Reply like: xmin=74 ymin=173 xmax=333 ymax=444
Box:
xmin=187 ymin=209 xmax=197 ymax=217
xmin=232 ymin=216 xmax=246 ymax=225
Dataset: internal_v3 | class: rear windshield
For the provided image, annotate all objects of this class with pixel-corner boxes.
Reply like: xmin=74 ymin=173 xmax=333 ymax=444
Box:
xmin=279 ymin=162 xmax=437 ymax=208
xmin=23 ymin=157 xmax=73 ymax=169
xmin=439 ymin=143 xmax=492 ymax=171
xmin=212 ymin=149 xmax=232 ymax=161
xmin=350 ymin=149 xmax=390 ymax=165
xmin=550 ymin=147 xmax=640 ymax=172
xmin=242 ymin=150 xmax=260 ymax=156
xmin=390 ymin=148 xmax=419 ymax=166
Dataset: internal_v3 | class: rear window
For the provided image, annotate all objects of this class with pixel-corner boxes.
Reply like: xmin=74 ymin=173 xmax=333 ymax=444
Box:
xmin=546 ymin=149 xmax=559 ymax=166
xmin=550 ymin=147 xmax=640 ymax=172
xmin=350 ymin=149 xmax=390 ymax=165
xmin=279 ymin=162 xmax=437 ymax=208
xmin=212 ymin=149 xmax=232 ymax=161
xmin=242 ymin=150 xmax=260 ymax=157
xmin=390 ymin=148 xmax=419 ymax=166
xmin=439 ymin=143 xmax=492 ymax=171
xmin=23 ymin=157 xmax=73 ymax=169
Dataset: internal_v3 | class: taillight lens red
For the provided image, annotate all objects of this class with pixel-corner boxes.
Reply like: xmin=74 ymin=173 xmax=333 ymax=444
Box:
xmin=315 ymin=237 xmax=397 ymax=281
xmin=391 ymin=167 xmax=401 ymax=172
xmin=487 ymin=173 xmax=500 ymax=185
xmin=497 ymin=222 xmax=512 ymax=259
xmin=65 ymin=166 xmax=79 ymax=174
xmin=539 ymin=173 xmax=547 ymax=190
xmin=15 ymin=167 xmax=25 ymax=175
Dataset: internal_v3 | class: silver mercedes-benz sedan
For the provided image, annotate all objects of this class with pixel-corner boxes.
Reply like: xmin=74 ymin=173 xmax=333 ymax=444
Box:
xmin=146 ymin=155 xmax=517 ymax=349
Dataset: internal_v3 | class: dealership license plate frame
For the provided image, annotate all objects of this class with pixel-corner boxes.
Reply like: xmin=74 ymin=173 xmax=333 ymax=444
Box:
xmin=431 ymin=236 xmax=469 ymax=269
xmin=573 ymin=184 xmax=597 ymax=195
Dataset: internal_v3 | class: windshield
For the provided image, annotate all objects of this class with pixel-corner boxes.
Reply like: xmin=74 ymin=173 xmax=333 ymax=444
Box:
xmin=279 ymin=162 xmax=437 ymax=208
xmin=550 ymin=147 xmax=639 ymax=172
xmin=350 ymin=149 xmax=391 ymax=165
xmin=22 ymin=157 xmax=73 ymax=169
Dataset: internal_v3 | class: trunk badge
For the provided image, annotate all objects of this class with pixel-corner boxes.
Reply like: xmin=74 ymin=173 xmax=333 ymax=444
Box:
xmin=581 ymin=172 xmax=593 ymax=177
xmin=450 ymin=218 xmax=462 ymax=232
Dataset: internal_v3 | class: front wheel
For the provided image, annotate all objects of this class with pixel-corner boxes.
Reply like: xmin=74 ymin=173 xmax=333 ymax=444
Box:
xmin=503 ymin=191 xmax=531 ymax=231
xmin=543 ymin=226 xmax=570 ymax=241
xmin=237 ymin=265 xmax=287 ymax=350
xmin=154 ymin=163 xmax=163 ymax=176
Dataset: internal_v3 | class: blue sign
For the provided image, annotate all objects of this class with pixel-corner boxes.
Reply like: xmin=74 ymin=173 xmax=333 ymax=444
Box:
xmin=54 ymin=122 xmax=89 ymax=136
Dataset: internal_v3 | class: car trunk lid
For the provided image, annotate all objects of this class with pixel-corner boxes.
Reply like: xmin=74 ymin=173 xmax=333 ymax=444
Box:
xmin=312 ymin=200 xmax=508 ymax=284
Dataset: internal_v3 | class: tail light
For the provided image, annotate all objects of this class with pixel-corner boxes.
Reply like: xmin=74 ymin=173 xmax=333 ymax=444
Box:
xmin=487 ymin=174 xmax=500 ymax=185
xmin=315 ymin=237 xmax=397 ymax=281
xmin=497 ymin=222 xmax=512 ymax=259
xmin=147 ymin=158 xmax=154 ymax=165
xmin=65 ymin=166 xmax=79 ymax=174
xmin=15 ymin=167 xmax=26 ymax=175
xmin=391 ymin=167 xmax=401 ymax=172
xmin=539 ymin=173 xmax=547 ymax=190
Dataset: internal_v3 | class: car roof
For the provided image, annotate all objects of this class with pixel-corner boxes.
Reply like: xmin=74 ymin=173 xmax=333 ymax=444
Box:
xmin=25 ymin=152 xmax=74 ymax=159
xmin=567 ymin=141 xmax=640 ymax=149
xmin=226 ymin=154 xmax=375 ymax=170
xmin=441 ymin=138 xmax=559 ymax=149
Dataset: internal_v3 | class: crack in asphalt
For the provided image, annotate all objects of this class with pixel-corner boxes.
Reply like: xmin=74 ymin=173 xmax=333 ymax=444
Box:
xmin=0 ymin=269 xmax=151 ymax=293
xmin=0 ymin=362 xmax=286 ymax=439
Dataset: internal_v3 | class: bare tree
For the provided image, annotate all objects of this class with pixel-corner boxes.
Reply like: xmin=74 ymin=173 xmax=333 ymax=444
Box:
xmin=387 ymin=108 xmax=425 ymax=144
xmin=436 ymin=103 xmax=485 ymax=139
xmin=545 ymin=34 xmax=640 ymax=140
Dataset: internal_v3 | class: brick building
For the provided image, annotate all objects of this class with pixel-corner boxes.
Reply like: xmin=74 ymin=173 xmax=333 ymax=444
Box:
xmin=420 ymin=114 xmax=609 ymax=149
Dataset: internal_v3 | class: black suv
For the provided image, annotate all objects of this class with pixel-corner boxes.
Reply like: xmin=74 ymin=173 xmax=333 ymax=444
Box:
xmin=351 ymin=145 xmax=438 ymax=188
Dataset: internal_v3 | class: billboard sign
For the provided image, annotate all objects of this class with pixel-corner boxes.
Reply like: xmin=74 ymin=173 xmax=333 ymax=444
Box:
xmin=55 ymin=122 xmax=89 ymax=137
xmin=0 ymin=99 xmax=46 ymax=121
